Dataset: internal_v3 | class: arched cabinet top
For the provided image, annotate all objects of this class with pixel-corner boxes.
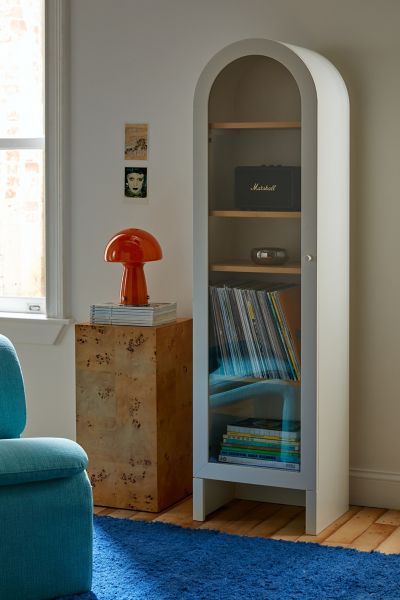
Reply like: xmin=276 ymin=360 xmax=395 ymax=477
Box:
xmin=193 ymin=38 xmax=349 ymax=223
xmin=194 ymin=38 xmax=349 ymax=119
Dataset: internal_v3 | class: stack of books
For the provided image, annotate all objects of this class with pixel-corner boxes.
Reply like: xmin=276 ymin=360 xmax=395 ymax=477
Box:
xmin=90 ymin=302 xmax=177 ymax=326
xmin=218 ymin=417 xmax=300 ymax=471
xmin=209 ymin=282 xmax=300 ymax=381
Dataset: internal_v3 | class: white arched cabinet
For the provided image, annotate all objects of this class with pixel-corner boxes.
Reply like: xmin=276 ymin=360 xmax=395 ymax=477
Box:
xmin=193 ymin=39 xmax=349 ymax=535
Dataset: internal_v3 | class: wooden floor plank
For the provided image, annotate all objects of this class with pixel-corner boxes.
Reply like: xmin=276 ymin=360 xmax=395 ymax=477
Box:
xmin=324 ymin=507 xmax=386 ymax=545
xmin=323 ymin=541 xmax=350 ymax=548
xmin=94 ymin=499 xmax=400 ymax=555
xmin=348 ymin=523 xmax=396 ymax=552
xmin=198 ymin=499 xmax=261 ymax=532
xmin=154 ymin=497 xmax=202 ymax=528
xmin=246 ymin=505 xmax=304 ymax=538
xmin=97 ymin=506 xmax=158 ymax=521
xmin=128 ymin=510 xmax=160 ymax=522
xmin=95 ymin=496 xmax=193 ymax=522
xmin=93 ymin=506 xmax=105 ymax=515
xmin=220 ymin=502 xmax=283 ymax=536
xmin=376 ymin=509 xmax=400 ymax=527
xmin=297 ymin=506 xmax=362 ymax=544
xmin=376 ymin=527 xmax=400 ymax=554
xmin=270 ymin=511 xmax=305 ymax=541
xmin=106 ymin=509 xmax=138 ymax=519
xmin=94 ymin=507 xmax=115 ymax=516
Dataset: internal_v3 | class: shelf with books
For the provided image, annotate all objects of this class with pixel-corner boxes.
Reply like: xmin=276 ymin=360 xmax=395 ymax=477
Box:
xmin=208 ymin=282 xmax=301 ymax=382
xmin=209 ymin=382 xmax=301 ymax=472
xmin=208 ymin=279 xmax=301 ymax=472
xmin=217 ymin=417 xmax=301 ymax=471
xmin=209 ymin=261 xmax=301 ymax=275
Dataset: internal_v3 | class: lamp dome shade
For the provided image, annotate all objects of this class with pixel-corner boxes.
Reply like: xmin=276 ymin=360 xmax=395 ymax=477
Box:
xmin=104 ymin=228 xmax=162 ymax=305
xmin=105 ymin=228 xmax=162 ymax=264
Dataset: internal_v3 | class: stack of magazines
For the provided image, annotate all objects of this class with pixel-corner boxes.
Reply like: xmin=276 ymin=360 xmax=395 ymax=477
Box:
xmin=209 ymin=282 xmax=300 ymax=380
xmin=90 ymin=302 xmax=177 ymax=326
xmin=218 ymin=417 xmax=300 ymax=471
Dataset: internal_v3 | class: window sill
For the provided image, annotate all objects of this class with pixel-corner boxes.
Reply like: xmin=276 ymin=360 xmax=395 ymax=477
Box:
xmin=0 ymin=313 xmax=72 ymax=345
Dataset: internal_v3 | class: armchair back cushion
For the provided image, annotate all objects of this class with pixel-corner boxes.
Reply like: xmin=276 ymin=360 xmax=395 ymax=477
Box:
xmin=0 ymin=334 xmax=26 ymax=439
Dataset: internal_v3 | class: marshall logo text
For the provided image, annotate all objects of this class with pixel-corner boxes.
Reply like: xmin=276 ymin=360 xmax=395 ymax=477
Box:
xmin=235 ymin=165 xmax=300 ymax=210
xmin=250 ymin=183 xmax=277 ymax=192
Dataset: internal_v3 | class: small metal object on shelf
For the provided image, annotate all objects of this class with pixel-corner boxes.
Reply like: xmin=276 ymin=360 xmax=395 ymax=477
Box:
xmin=250 ymin=247 xmax=288 ymax=265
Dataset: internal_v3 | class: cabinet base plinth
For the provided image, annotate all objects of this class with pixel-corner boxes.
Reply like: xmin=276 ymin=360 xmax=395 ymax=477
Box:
xmin=193 ymin=479 xmax=348 ymax=534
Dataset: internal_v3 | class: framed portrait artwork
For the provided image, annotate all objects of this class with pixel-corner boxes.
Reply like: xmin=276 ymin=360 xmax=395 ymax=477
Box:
xmin=125 ymin=167 xmax=147 ymax=199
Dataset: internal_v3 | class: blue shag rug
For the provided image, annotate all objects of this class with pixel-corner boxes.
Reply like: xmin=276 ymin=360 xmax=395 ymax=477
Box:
xmin=61 ymin=515 xmax=400 ymax=600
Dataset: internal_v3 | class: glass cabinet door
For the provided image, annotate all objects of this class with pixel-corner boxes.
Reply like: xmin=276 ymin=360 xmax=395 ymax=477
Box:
xmin=207 ymin=55 xmax=302 ymax=472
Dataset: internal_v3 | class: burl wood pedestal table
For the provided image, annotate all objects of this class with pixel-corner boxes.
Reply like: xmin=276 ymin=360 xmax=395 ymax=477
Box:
xmin=75 ymin=318 xmax=192 ymax=512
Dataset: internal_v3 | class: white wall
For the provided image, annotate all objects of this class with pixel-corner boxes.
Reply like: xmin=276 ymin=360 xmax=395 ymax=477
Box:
xmin=14 ymin=0 xmax=400 ymax=506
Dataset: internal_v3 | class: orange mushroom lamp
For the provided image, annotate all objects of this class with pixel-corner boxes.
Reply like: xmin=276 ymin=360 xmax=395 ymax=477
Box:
xmin=104 ymin=228 xmax=162 ymax=305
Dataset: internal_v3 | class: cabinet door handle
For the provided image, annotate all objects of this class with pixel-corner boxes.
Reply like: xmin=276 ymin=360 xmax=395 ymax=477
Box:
xmin=305 ymin=254 xmax=314 ymax=262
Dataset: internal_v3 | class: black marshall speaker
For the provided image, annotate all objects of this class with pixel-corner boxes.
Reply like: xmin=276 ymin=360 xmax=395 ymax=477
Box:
xmin=234 ymin=165 xmax=301 ymax=211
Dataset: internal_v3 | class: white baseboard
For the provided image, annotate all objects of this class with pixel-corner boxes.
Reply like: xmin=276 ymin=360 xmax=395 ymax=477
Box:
xmin=237 ymin=470 xmax=400 ymax=511
xmin=350 ymin=468 xmax=400 ymax=509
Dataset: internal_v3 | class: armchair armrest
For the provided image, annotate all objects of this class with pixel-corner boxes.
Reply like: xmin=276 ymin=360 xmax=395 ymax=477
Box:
xmin=0 ymin=437 xmax=88 ymax=486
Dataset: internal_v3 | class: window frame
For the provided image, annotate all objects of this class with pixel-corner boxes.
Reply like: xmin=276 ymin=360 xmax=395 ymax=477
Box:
xmin=0 ymin=0 xmax=70 ymax=343
xmin=45 ymin=0 xmax=68 ymax=320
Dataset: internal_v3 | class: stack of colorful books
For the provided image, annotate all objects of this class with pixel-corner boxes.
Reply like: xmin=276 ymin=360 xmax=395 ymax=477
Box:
xmin=218 ymin=417 xmax=300 ymax=471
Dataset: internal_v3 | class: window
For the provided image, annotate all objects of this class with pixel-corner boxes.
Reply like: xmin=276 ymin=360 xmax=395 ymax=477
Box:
xmin=0 ymin=0 xmax=67 ymax=326
xmin=0 ymin=0 xmax=45 ymax=314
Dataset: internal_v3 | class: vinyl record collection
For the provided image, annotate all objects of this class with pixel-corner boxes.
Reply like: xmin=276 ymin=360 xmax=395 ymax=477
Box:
xmin=209 ymin=282 xmax=301 ymax=380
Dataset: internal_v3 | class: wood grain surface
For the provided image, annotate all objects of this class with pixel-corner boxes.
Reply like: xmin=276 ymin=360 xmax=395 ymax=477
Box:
xmin=76 ymin=319 xmax=192 ymax=512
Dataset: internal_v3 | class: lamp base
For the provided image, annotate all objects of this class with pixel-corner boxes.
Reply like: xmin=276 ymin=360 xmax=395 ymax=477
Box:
xmin=120 ymin=263 xmax=148 ymax=305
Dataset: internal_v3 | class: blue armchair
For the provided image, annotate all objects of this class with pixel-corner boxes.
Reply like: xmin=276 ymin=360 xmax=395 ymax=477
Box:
xmin=0 ymin=334 xmax=93 ymax=600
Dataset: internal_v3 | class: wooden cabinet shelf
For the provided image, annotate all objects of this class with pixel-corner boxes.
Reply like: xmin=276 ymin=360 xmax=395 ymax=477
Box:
xmin=209 ymin=121 xmax=301 ymax=130
xmin=209 ymin=210 xmax=301 ymax=219
xmin=210 ymin=261 xmax=301 ymax=274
